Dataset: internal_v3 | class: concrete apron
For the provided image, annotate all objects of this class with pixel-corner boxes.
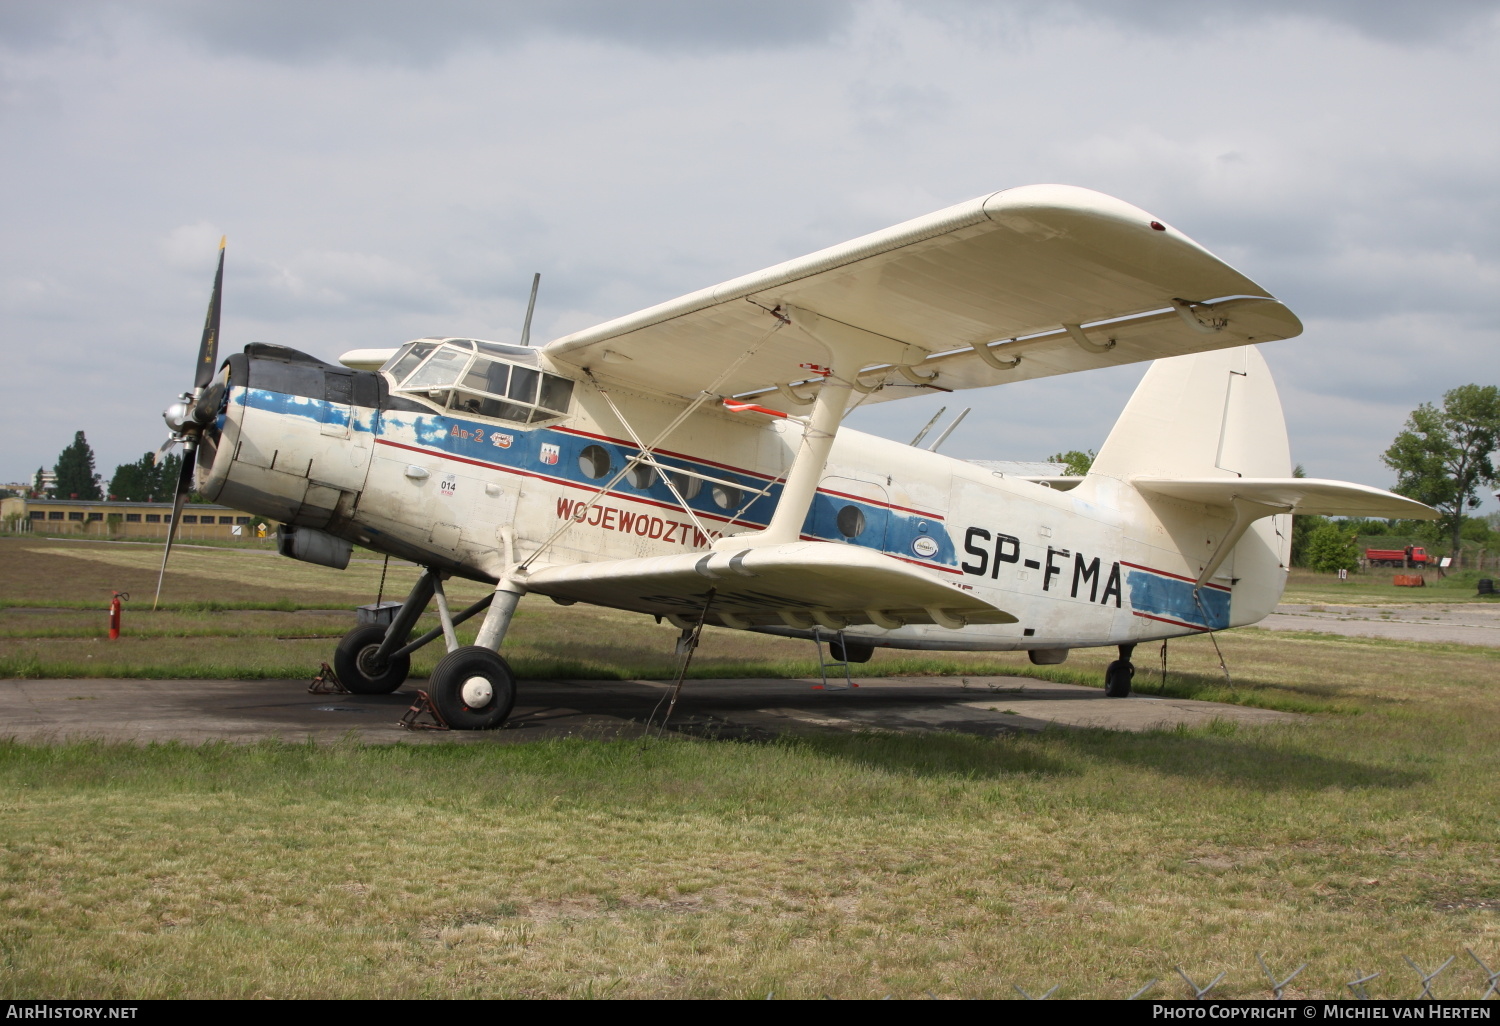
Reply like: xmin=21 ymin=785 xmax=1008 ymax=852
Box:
xmin=0 ymin=676 xmax=1300 ymax=745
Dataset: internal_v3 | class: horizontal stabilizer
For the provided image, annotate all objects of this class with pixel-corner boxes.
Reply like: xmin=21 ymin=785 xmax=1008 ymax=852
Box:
xmin=522 ymin=541 xmax=1016 ymax=631
xmin=1131 ymin=477 xmax=1438 ymax=520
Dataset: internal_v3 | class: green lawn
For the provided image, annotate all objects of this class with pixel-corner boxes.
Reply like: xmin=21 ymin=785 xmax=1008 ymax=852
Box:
xmin=4 ymin=539 xmax=1500 ymax=998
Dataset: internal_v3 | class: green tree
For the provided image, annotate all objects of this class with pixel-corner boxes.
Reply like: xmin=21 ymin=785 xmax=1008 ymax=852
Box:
xmin=53 ymin=431 xmax=101 ymax=500
xmin=1383 ymin=385 xmax=1500 ymax=562
xmin=1288 ymin=464 xmax=1321 ymax=566
xmin=107 ymin=452 xmax=163 ymax=502
xmin=155 ymin=452 xmax=185 ymax=502
xmin=1047 ymin=448 xmax=1096 ymax=476
xmin=1304 ymin=522 xmax=1360 ymax=573
xmin=31 ymin=466 xmax=47 ymax=497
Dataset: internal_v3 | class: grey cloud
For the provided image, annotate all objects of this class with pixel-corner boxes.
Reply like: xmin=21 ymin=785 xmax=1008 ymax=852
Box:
xmin=0 ymin=1 xmax=857 ymax=63
xmin=906 ymin=0 xmax=1500 ymax=45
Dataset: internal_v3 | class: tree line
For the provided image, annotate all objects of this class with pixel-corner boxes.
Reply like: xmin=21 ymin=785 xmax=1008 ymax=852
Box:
xmin=23 ymin=431 xmax=190 ymax=504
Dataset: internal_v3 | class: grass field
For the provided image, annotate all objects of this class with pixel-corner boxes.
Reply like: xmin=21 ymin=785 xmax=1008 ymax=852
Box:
xmin=2 ymin=538 xmax=1500 ymax=998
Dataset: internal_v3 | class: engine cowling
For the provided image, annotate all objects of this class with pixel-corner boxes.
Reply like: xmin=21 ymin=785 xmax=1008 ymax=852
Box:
xmin=197 ymin=344 xmax=381 ymax=533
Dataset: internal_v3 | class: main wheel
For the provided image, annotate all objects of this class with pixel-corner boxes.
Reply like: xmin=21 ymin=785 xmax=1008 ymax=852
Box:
xmin=333 ymin=624 xmax=411 ymax=695
xmin=1103 ymin=659 xmax=1134 ymax=698
xmin=427 ymin=646 xmax=516 ymax=730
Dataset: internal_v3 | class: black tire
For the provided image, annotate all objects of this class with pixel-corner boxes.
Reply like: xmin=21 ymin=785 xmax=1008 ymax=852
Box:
xmin=1103 ymin=659 xmax=1134 ymax=698
xmin=427 ymin=646 xmax=516 ymax=730
xmin=333 ymin=624 xmax=411 ymax=695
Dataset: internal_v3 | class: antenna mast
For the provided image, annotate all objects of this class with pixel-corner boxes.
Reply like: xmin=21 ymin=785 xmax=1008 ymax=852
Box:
xmin=519 ymin=272 xmax=541 ymax=346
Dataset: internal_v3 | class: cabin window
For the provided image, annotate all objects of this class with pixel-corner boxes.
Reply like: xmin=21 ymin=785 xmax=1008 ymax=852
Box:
xmin=578 ymin=445 xmax=611 ymax=480
xmin=836 ymin=505 xmax=866 ymax=539
xmin=711 ymin=485 xmax=741 ymax=510
xmin=627 ymin=461 xmax=657 ymax=489
xmin=668 ymin=472 xmax=702 ymax=501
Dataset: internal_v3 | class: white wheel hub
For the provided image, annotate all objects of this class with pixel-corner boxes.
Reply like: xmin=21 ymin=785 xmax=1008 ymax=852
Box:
xmin=461 ymin=675 xmax=494 ymax=707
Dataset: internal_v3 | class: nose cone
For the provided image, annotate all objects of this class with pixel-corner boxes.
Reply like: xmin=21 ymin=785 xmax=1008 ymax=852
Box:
xmin=162 ymin=398 xmax=193 ymax=434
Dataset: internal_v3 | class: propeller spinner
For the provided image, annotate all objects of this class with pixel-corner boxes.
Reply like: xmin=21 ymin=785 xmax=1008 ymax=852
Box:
xmin=152 ymin=237 xmax=226 ymax=609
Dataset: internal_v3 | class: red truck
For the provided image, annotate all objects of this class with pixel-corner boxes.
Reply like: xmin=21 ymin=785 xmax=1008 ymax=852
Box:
xmin=1365 ymin=546 xmax=1431 ymax=567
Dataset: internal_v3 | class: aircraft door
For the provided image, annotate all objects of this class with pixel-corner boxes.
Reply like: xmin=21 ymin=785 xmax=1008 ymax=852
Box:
xmin=813 ymin=476 xmax=890 ymax=552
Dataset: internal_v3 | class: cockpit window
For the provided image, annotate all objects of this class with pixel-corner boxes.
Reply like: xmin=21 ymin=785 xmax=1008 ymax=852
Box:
xmin=388 ymin=339 xmax=574 ymax=424
xmin=463 ymin=359 xmax=509 ymax=395
xmin=402 ymin=347 xmax=471 ymax=389
xmin=384 ymin=341 xmax=436 ymax=383
xmin=538 ymin=374 xmax=573 ymax=413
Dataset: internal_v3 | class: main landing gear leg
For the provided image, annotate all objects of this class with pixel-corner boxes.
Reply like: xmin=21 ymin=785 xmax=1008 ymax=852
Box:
xmin=333 ymin=569 xmax=437 ymax=694
xmin=1104 ymin=643 xmax=1136 ymax=699
xmin=425 ymin=577 xmax=526 ymax=731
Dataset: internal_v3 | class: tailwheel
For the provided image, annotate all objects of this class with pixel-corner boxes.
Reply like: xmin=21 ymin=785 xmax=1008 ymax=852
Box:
xmin=1103 ymin=659 xmax=1134 ymax=698
xmin=427 ymin=646 xmax=516 ymax=730
xmin=333 ymin=624 xmax=411 ymax=695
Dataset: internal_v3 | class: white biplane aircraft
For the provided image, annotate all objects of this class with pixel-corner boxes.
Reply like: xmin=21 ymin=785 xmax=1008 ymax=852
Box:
xmin=157 ymin=184 xmax=1435 ymax=729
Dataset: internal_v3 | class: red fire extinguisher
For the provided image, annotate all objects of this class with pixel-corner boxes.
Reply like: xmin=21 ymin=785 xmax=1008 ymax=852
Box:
xmin=108 ymin=591 xmax=128 ymax=640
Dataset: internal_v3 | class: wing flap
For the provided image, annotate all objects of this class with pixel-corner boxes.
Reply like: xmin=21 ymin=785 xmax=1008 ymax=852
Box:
xmin=1130 ymin=477 xmax=1438 ymax=519
xmin=738 ymin=296 xmax=1299 ymax=407
xmin=521 ymin=541 xmax=1016 ymax=629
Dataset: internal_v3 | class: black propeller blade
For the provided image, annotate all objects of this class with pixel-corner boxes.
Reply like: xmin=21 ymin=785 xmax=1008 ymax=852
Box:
xmin=152 ymin=447 xmax=197 ymax=611
xmin=195 ymin=237 xmax=225 ymax=390
xmin=154 ymin=236 xmax=225 ymax=609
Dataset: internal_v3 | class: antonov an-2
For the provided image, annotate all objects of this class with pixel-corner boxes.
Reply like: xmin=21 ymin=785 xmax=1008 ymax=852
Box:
xmin=157 ymin=184 xmax=1435 ymax=729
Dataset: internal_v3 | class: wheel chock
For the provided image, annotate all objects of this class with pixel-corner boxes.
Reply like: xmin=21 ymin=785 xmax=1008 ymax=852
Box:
xmin=308 ymin=661 xmax=350 ymax=695
xmin=398 ymin=689 xmax=450 ymax=731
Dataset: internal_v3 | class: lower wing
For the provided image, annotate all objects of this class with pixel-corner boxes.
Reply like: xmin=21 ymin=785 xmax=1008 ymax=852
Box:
xmin=521 ymin=541 xmax=1016 ymax=631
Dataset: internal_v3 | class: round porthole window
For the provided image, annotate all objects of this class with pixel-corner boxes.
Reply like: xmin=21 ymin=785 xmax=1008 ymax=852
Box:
xmin=668 ymin=472 xmax=702 ymax=500
xmin=626 ymin=461 xmax=656 ymax=488
xmin=836 ymin=505 xmax=865 ymax=539
xmin=711 ymin=484 xmax=741 ymax=510
xmin=578 ymin=444 xmax=611 ymax=480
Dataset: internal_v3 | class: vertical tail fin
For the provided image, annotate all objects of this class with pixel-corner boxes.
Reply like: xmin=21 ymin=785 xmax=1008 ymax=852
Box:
xmin=1090 ymin=345 xmax=1290 ymax=482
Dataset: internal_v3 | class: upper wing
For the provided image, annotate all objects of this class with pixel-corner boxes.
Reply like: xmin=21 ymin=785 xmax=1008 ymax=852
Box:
xmin=522 ymin=541 xmax=1016 ymax=630
xmin=1131 ymin=477 xmax=1439 ymax=519
xmin=542 ymin=184 xmax=1302 ymax=410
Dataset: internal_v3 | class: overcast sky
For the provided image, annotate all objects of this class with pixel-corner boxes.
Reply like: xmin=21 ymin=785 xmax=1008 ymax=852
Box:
xmin=2 ymin=0 xmax=1497 ymax=509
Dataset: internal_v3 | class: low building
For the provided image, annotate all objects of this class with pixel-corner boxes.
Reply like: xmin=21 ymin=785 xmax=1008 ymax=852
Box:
xmin=0 ymin=497 xmax=270 ymax=540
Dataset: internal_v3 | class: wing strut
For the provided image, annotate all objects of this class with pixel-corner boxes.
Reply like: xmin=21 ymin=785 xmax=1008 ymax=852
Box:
xmin=716 ymin=305 xmax=916 ymax=550
xmin=519 ymin=315 xmax=786 ymax=570
xmin=584 ymin=370 xmax=715 ymax=541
